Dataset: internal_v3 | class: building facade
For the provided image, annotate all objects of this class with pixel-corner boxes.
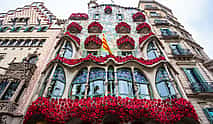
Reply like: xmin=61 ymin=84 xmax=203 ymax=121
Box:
xmin=0 ymin=0 xmax=212 ymax=124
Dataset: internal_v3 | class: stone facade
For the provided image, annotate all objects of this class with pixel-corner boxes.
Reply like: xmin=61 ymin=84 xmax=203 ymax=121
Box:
xmin=0 ymin=0 xmax=213 ymax=124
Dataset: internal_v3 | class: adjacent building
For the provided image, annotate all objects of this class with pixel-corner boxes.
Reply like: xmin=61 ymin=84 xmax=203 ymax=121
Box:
xmin=0 ymin=0 xmax=213 ymax=123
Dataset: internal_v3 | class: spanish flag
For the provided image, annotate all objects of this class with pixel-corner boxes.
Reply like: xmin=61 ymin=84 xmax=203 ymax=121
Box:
xmin=102 ymin=34 xmax=113 ymax=55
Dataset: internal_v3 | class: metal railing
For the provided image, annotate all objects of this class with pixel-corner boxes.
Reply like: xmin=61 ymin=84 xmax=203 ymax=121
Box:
xmin=190 ymin=82 xmax=213 ymax=93
xmin=172 ymin=49 xmax=193 ymax=56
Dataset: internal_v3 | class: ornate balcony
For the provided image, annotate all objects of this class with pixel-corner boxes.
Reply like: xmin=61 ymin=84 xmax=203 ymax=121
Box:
xmin=154 ymin=20 xmax=170 ymax=26
xmin=161 ymin=31 xmax=179 ymax=39
xmin=172 ymin=49 xmax=193 ymax=58
xmin=190 ymin=82 xmax=213 ymax=93
xmin=0 ymin=101 xmax=18 ymax=114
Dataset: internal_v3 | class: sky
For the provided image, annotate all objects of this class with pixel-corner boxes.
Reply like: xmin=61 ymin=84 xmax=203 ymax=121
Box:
xmin=0 ymin=0 xmax=213 ymax=58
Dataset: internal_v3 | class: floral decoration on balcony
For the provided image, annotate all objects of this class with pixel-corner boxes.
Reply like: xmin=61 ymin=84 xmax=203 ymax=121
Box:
xmin=64 ymin=32 xmax=80 ymax=46
xmin=132 ymin=12 xmax=146 ymax=22
xmin=136 ymin=22 xmax=151 ymax=34
xmin=104 ymin=6 xmax=112 ymax=14
xmin=115 ymin=22 xmax=131 ymax=33
xmin=24 ymin=96 xmax=198 ymax=124
xmin=67 ymin=22 xmax=82 ymax=33
xmin=117 ymin=35 xmax=135 ymax=49
xmin=88 ymin=21 xmax=103 ymax=33
xmin=69 ymin=13 xmax=88 ymax=20
xmin=49 ymin=53 xmax=166 ymax=66
xmin=84 ymin=35 xmax=102 ymax=49
xmin=139 ymin=32 xmax=155 ymax=45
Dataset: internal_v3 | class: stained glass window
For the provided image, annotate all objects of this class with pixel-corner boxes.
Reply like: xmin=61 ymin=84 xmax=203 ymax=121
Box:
xmin=88 ymin=68 xmax=105 ymax=97
xmin=49 ymin=66 xmax=65 ymax=98
xmin=117 ymin=68 xmax=133 ymax=98
xmin=156 ymin=67 xmax=176 ymax=99
xmin=147 ymin=42 xmax=158 ymax=60
xmin=71 ymin=68 xmax=88 ymax=99
xmin=134 ymin=69 xmax=150 ymax=99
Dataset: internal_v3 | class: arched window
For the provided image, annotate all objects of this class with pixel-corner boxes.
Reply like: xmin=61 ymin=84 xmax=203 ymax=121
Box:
xmin=134 ymin=69 xmax=151 ymax=99
xmin=107 ymin=66 xmax=115 ymax=96
xmin=117 ymin=68 xmax=133 ymax=98
xmin=88 ymin=68 xmax=105 ymax=97
xmin=28 ymin=56 xmax=38 ymax=64
xmin=71 ymin=68 xmax=88 ymax=99
xmin=48 ymin=66 xmax=66 ymax=98
xmin=147 ymin=42 xmax=158 ymax=60
xmin=59 ymin=41 xmax=73 ymax=59
xmin=155 ymin=67 xmax=176 ymax=99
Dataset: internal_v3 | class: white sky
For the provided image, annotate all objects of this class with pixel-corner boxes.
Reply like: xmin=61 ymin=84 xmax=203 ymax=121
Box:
xmin=0 ymin=0 xmax=213 ymax=58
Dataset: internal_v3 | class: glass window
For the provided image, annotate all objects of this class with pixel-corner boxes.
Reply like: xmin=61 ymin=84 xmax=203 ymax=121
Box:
xmin=15 ymin=39 xmax=23 ymax=46
xmin=150 ymin=12 xmax=159 ymax=17
xmin=28 ymin=56 xmax=38 ymax=64
xmin=60 ymin=41 xmax=73 ymax=59
xmin=88 ymin=68 xmax=105 ymax=97
xmin=23 ymin=40 xmax=31 ymax=46
xmin=0 ymin=80 xmax=9 ymax=95
xmin=71 ymin=68 xmax=88 ymax=99
xmin=203 ymin=108 xmax=213 ymax=123
xmin=107 ymin=66 xmax=115 ymax=96
xmin=1 ymin=40 xmax=9 ymax=46
xmin=1 ymin=81 xmax=20 ymax=100
xmin=121 ymin=51 xmax=132 ymax=57
xmin=117 ymin=68 xmax=133 ymax=98
xmin=116 ymin=14 xmax=123 ymax=21
xmin=156 ymin=67 xmax=176 ymax=99
xmin=8 ymin=39 xmax=16 ymax=46
xmin=93 ymin=14 xmax=100 ymax=20
xmin=147 ymin=42 xmax=158 ymax=60
xmin=134 ymin=69 xmax=150 ymax=99
xmin=48 ymin=66 xmax=65 ymax=98
xmin=87 ymin=51 xmax=98 ymax=56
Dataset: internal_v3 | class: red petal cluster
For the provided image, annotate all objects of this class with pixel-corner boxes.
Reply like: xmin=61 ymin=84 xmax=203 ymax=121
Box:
xmin=67 ymin=22 xmax=82 ymax=33
xmin=136 ymin=22 xmax=151 ymax=33
xmin=117 ymin=35 xmax=135 ymax=49
xmin=139 ymin=32 xmax=155 ymax=45
xmin=50 ymin=54 xmax=165 ymax=66
xmin=84 ymin=35 xmax=102 ymax=46
xmin=132 ymin=12 xmax=146 ymax=22
xmin=69 ymin=13 xmax=88 ymax=20
xmin=88 ymin=21 xmax=103 ymax=33
xmin=64 ymin=32 xmax=80 ymax=46
xmin=104 ymin=6 xmax=112 ymax=14
xmin=24 ymin=96 xmax=198 ymax=124
xmin=115 ymin=22 xmax=131 ymax=33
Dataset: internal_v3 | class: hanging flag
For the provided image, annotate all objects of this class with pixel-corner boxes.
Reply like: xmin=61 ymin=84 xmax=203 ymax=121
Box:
xmin=102 ymin=34 xmax=113 ymax=55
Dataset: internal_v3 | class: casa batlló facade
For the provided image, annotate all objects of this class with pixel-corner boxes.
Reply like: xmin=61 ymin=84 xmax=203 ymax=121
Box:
xmin=0 ymin=0 xmax=213 ymax=124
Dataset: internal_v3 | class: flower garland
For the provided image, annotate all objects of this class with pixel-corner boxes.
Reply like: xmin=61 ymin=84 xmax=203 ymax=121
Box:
xmin=132 ymin=12 xmax=146 ymax=22
xmin=88 ymin=21 xmax=103 ymax=33
xmin=115 ymin=22 xmax=131 ymax=33
xmin=136 ymin=22 xmax=151 ymax=33
xmin=139 ymin=32 xmax=155 ymax=45
xmin=49 ymin=53 xmax=165 ymax=66
xmin=67 ymin=22 xmax=82 ymax=33
xmin=64 ymin=32 xmax=80 ymax=46
xmin=84 ymin=35 xmax=102 ymax=48
xmin=69 ymin=13 xmax=88 ymax=20
xmin=24 ymin=96 xmax=198 ymax=124
xmin=104 ymin=6 xmax=112 ymax=14
xmin=117 ymin=35 xmax=135 ymax=49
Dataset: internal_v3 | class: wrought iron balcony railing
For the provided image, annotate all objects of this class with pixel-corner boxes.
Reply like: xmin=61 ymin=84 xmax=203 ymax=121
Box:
xmin=154 ymin=20 xmax=170 ymax=26
xmin=161 ymin=31 xmax=179 ymax=39
xmin=190 ymin=82 xmax=213 ymax=93
xmin=172 ymin=49 xmax=193 ymax=56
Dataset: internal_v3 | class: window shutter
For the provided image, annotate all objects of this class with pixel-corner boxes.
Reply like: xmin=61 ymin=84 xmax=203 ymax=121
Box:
xmin=193 ymin=68 xmax=206 ymax=83
xmin=182 ymin=68 xmax=194 ymax=83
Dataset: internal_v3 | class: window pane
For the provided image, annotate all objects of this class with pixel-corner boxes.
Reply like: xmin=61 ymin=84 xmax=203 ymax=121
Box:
xmin=72 ymin=84 xmax=86 ymax=96
xmin=73 ymin=68 xmax=88 ymax=84
xmin=89 ymin=80 xmax=104 ymax=96
xmin=168 ymin=82 xmax=176 ymax=95
xmin=0 ymin=80 xmax=9 ymax=95
xmin=51 ymin=81 xmax=64 ymax=98
xmin=156 ymin=81 xmax=169 ymax=97
xmin=2 ymin=82 xmax=19 ymax=100
xmin=119 ymin=80 xmax=128 ymax=95
xmin=117 ymin=68 xmax=132 ymax=81
xmin=138 ymin=84 xmax=149 ymax=95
